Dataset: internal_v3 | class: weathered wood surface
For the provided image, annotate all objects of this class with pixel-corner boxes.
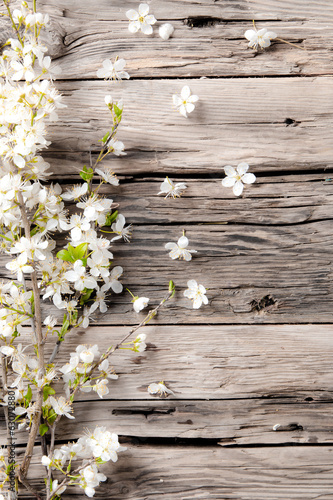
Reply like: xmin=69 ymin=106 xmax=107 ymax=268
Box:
xmin=1 ymin=0 xmax=332 ymax=498
xmin=20 ymin=445 xmax=333 ymax=499
xmin=2 ymin=398 xmax=333 ymax=445
xmin=44 ymin=79 xmax=333 ymax=172
xmin=5 ymin=325 xmax=333 ymax=400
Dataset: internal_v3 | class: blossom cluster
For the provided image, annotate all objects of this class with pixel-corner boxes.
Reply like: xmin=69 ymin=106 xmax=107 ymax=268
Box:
xmin=42 ymin=426 xmax=126 ymax=498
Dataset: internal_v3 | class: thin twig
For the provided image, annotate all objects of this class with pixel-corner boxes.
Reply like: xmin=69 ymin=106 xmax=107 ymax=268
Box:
xmin=0 ymin=354 xmax=9 ymax=429
xmin=16 ymin=191 xmax=45 ymax=479
xmin=18 ymin=471 xmax=43 ymax=500
xmin=70 ymin=288 xmax=174 ymax=400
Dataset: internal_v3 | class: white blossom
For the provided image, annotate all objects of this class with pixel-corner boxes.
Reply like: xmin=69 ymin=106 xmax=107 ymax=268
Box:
xmin=173 ymin=86 xmax=199 ymax=118
xmin=184 ymin=280 xmax=208 ymax=309
xmin=126 ymin=4 xmax=156 ymax=35
xmin=133 ymin=333 xmax=146 ymax=352
xmin=78 ymin=463 xmax=107 ymax=498
xmin=62 ymin=183 xmax=88 ymax=201
xmin=244 ymin=28 xmax=277 ymax=50
xmin=95 ymin=167 xmax=119 ymax=186
xmin=93 ymin=379 xmax=109 ymax=398
xmin=97 ymin=58 xmax=130 ymax=80
xmin=64 ymin=260 xmax=98 ymax=291
xmin=158 ymin=177 xmax=187 ymax=199
xmin=159 ymin=23 xmax=174 ymax=40
xmin=148 ymin=382 xmax=174 ymax=397
xmin=133 ymin=296 xmax=149 ymax=313
xmin=165 ymin=235 xmax=197 ymax=261
xmin=5 ymin=254 xmax=34 ymax=281
xmin=221 ymin=163 xmax=256 ymax=196
xmin=49 ymin=396 xmax=74 ymax=419
xmin=111 ymin=214 xmax=132 ymax=242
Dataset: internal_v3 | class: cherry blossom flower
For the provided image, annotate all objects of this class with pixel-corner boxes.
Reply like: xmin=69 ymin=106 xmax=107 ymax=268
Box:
xmin=50 ymin=480 xmax=66 ymax=496
xmin=148 ymin=381 xmax=174 ymax=397
xmin=78 ymin=464 xmax=107 ymax=498
xmin=69 ymin=214 xmax=91 ymax=241
xmin=126 ymin=4 xmax=157 ymax=35
xmin=6 ymin=254 xmax=34 ymax=281
xmin=105 ymin=138 xmax=125 ymax=156
xmin=97 ymin=58 xmax=130 ymax=80
xmin=173 ymin=86 xmax=199 ymax=118
xmin=159 ymin=23 xmax=174 ymax=40
xmin=63 ymin=260 xmax=98 ymax=291
xmin=76 ymin=344 xmax=100 ymax=364
xmin=49 ymin=396 xmax=74 ymax=419
xmin=61 ymin=183 xmax=88 ymax=201
xmin=108 ymin=266 xmax=124 ymax=293
xmin=244 ymin=28 xmax=277 ymax=50
xmin=221 ymin=163 xmax=256 ymax=196
xmin=111 ymin=214 xmax=132 ymax=242
xmin=95 ymin=166 xmax=119 ymax=186
xmin=158 ymin=177 xmax=187 ymax=199
xmin=133 ymin=296 xmax=149 ymax=313
xmin=184 ymin=280 xmax=208 ymax=309
xmin=93 ymin=379 xmax=109 ymax=398
xmin=165 ymin=235 xmax=197 ymax=261
xmin=133 ymin=333 xmax=146 ymax=352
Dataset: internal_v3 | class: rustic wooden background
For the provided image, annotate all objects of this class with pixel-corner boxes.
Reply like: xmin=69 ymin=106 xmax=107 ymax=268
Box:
xmin=1 ymin=0 xmax=333 ymax=498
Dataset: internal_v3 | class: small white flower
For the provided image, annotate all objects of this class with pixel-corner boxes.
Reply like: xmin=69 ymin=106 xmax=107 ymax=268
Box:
xmin=64 ymin=260 xmax=97 ymax=291
xmin=133 ymin=333 xmax=146 ymax=352
xmin=93 ymin=379 xmax=109 ymax=399
xmin=244 ymin=28 xmax=277 ymax=50
xmin=173 ymin=86 xmax=199 ymax=118
xmin=62 ymin=183 xmax=88 ymax=201
xmin=158 ymin=177 xmax=187 ymax=199
xmin=50 ymin=480 xmax=66 ymax=496
xmin=159 ymin=23 xmax=174 ymax=40
xmin=76 ymin=344 xmax=100 ymax=364
xmin=49 ymin=396 xmax=74 ymax=419
xmin=165 ymin=235 xmax=197 ymax=261
xmin=95 ymin=167 xmax=119 ymax=186
xmin=126 ymin=4 xmax=157 ymax=35
xmin=221 ymin=163 xmax=256 ymax=196
xmin=97 ymin=58 xmax=130 ymax=80
xmin=6 ymin=254 xmax=34 ymax=281
xmin=148 ymin=381 xmax=174 ymax=397
xmin=0 ymin=346 xmax=14 ymax=356
xmin=184 ymin=280 xmax=208 ymax=309
xmin=43 ymin=315 xmax=57 ymax=328
xmin=133 ymin=296 xmax=149 ymax=313
xmin=105 ymin=138 xmax=126 ymax=156
xmin=111 ymin=214 xmax=132 ymax=243
xmin=41 ymin=455 xmax=51 ymax=467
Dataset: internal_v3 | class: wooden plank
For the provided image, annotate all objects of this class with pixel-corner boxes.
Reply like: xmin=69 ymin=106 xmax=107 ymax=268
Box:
xmin=20 ymin=445 xmax=333 ymax=499
xmin=8 ymin=325 xmax=333 ymax=400
xmin=60 ymin=174 xmax=333 ymax=225
xmin=2 ymin=219 xmax=331 ymax=324
xmin=45 ymin=79 xmax=333 ymax=172
xmin=2 ymin=399 xmax=332 ymax=445
xmin=37 ymin=21 xmax=333 ymax=78
xmin=34 ymin=0 xmax=333 ymax=22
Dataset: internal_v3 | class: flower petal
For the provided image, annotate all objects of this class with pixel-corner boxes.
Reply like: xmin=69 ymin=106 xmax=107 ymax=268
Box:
xmin=181 ymin=86 xmax=191 ymax=100
xmin=244 ymin=29 xmax=256 ymax=41
xmin=138 ymin=3 xmax=149 ymax=16
xmin=224 ymin=165 xmax=236 ymax=177
xmin=242 ymin=173 xmax=256 ymax=184
xmin=237 ymin=162 xmax=249 ymax=175
xmin=128 ymin=21 xmax=140 ymax=33
xmin=126 ymin=9 xmax=139 ymax=20
xmin=233 ymin=180 xmax=244 ymax=196
xmin=141 ymin=22 xmax=153 ymax=35
xmin=185 ymin=102 xmax=195 ymax=114
xmin=145 ymin=15 xmax=156 ymax=25
xmin=222 ymin=177 xmax=236 ymax=187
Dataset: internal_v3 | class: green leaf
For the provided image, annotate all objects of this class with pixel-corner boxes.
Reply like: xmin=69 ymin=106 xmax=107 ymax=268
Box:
xmin=60 ymin=314 xmax=70 ymax=337
xmin=43 ymin=385 xmax=56 ymax=402
xmin=169 ymin=280 xmax=176 ymax=298
xmin=72 ymin=242 xmax=88 ymax=261
xmin=104 ymin=210 xmax=118 ymax=226
xmin=101 ymin=131 xmax=110 ymax=144
xmin=39 ymin=423 xmax=49 ymax=436
xmin=79 ymin=165 xmax=94 ymax=182
xmin=25 ymin=385 xmax=32 ymax=404
xmin=80 ymin=288 xmax=94 ymax=305
xmin=114 ymin=104 xmax=123 ymax=120
xmin=56 ymin=249 xmax=72 ymax=262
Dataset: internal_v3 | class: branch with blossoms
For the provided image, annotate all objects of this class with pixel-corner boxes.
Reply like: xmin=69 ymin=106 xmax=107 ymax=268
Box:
xmin=0 ymin=2 xmax=176 ymax=499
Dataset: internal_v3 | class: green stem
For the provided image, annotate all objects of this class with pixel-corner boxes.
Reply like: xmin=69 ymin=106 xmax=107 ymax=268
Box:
xmin=4 ymin=0 xmax=24 ymax=45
